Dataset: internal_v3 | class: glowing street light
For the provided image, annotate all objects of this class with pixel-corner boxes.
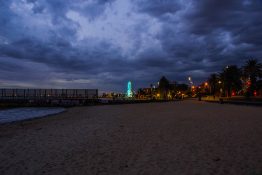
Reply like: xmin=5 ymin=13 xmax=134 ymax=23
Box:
xmin=188 ymin=76 xmax=193 ymax=87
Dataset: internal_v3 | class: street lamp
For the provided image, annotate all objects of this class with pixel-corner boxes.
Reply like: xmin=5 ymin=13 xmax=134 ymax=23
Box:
xmin=218 ymin=81 xmax=223 ymax=97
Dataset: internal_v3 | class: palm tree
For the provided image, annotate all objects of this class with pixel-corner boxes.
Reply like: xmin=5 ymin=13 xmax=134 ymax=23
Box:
xmin=242 ymin=59 xmax=262 ymax=96
xmin=208 ymin=73 xmax=218 ymax=95
xmin=220 ymin=65 xmax=242 ymax=97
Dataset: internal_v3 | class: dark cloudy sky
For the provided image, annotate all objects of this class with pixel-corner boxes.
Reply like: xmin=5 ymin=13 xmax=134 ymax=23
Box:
xmin=0 ymin=0 xmax=262 ymax=92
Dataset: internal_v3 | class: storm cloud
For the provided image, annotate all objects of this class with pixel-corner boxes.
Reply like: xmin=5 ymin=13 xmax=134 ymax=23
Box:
xmin=0 ymin=0 xmax=261 ymax=92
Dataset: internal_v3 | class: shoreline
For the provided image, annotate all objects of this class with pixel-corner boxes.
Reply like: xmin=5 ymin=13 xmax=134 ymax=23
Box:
xmin=0 ymin=107 xmax=66 ymax=124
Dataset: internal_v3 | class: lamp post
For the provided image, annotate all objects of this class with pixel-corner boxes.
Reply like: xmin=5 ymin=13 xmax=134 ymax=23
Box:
xmin=218 ymin=81 xmax=222 ymax=97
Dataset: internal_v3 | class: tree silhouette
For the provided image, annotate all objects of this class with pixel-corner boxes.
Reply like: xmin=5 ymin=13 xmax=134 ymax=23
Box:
xmin=159 ymin=76 xmax=170 ymax=99
xmin=242 ymin=59 xmax=262 ymax=96
xmin=208 ymin=73 xmax=218 ymax=95
xmin=176 ymin=84 xmax=188 ymax=92
xmin=220 ymin=65 xmax=242 ymax=97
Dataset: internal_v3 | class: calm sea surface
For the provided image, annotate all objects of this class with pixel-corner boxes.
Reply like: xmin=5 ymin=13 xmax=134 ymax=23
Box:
xmin=0 ymin=107 xmax=65 ymax=124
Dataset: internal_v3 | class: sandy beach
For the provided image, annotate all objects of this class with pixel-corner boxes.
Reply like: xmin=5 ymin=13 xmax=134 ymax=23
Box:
xmin=0 ymin=100 xmax=261 ymax=175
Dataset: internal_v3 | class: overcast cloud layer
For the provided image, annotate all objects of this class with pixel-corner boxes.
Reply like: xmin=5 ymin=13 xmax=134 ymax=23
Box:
xmin=0 ymin=0 xmax=262 ymax=92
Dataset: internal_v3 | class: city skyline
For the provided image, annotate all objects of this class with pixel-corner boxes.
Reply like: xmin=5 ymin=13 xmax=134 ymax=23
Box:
xmin=1 ymin=0 xmax=262 ymax=92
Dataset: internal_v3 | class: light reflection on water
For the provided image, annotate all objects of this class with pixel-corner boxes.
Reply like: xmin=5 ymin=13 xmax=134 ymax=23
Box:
xmin=0 ymin=107 xmax=65 ymax=124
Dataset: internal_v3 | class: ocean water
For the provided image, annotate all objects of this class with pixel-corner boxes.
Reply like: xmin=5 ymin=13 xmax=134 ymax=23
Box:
xmin=0 ymin=107 xmax=65 ymax=124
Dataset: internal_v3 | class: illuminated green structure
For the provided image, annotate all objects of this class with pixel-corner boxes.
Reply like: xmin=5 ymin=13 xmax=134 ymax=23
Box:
xmin=127 ymin=81 xmax=133 ymax=97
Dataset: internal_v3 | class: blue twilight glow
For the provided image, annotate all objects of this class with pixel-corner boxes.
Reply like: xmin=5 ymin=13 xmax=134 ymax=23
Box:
xmin=127 ymin=81 xmax=132 ymax=97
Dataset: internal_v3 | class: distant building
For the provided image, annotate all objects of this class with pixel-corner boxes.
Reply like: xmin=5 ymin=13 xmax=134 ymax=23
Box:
xmin=137 ymin=87 xmax=157 ymax=99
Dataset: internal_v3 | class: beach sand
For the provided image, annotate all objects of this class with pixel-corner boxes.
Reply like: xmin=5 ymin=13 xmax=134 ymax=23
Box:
xmin=0 ymin=100 xmax=261 ymax=175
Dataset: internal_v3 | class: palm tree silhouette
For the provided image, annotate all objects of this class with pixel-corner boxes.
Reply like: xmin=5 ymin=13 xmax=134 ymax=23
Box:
xmin=220 ymin=65 xmax=242 ymax=97
xmin=242 ymin=59 xmax=262 ymax=96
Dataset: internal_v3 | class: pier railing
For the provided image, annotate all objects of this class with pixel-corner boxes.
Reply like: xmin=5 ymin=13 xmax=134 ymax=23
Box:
xmin=0 ymin=89 xmax=98 ymax=100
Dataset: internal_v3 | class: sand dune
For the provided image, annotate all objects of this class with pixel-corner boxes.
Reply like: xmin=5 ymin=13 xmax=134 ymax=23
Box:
xmin=0 ymin=100 xmax=261 ymax=175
